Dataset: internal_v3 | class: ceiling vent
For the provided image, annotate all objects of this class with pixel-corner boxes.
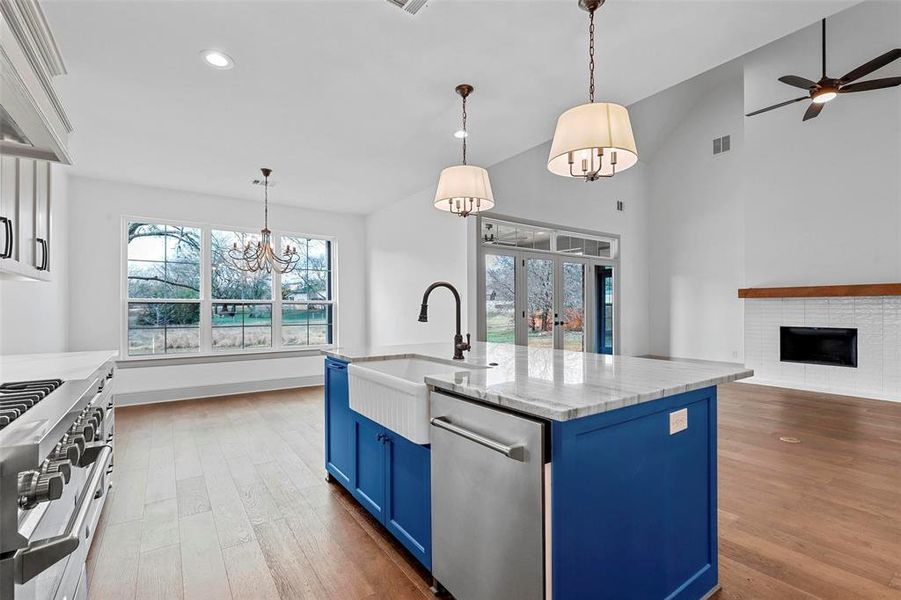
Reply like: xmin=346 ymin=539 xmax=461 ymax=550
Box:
xmin=386 ymin=0 xmax=429 ymax=15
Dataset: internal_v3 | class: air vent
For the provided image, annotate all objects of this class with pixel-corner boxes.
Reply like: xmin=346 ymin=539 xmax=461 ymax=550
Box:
xmin=713 ymin=135 xmax=731 ymax=155
xmin=386 ymin=0 xmax=429 ymax=15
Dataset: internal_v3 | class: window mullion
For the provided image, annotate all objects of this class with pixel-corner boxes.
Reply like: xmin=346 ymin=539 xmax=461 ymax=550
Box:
xmin=273 ymin=232 xmax=283 ymax=350
xmin=201 ymin=226 xmax=212 ymax=353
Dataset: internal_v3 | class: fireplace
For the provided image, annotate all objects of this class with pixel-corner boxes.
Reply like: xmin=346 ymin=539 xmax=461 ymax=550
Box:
xmin=780 ymin=326 xmax=858 ymax=368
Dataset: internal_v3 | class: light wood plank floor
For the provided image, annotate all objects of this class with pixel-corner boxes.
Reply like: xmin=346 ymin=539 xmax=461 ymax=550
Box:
xmin=87 ymin=383 xmax=901 ymax=599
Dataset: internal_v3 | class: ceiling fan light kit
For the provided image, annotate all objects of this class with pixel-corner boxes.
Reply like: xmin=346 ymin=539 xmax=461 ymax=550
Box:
xmin=547 ymin=0 xmax=638 ymax=181
xmin=746 ymin=18 xmax=901 ymax=122
xmin=433 ymin=84 xmax=496 ymax=218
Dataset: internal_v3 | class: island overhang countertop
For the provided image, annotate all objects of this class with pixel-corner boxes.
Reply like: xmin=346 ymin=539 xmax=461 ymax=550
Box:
xmin=324 ymin=342 xmax=753 ymax=421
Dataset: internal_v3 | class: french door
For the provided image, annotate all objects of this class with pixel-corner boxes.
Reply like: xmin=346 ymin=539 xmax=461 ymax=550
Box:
xmin=481 ymin=250 xmax=616 ymax=354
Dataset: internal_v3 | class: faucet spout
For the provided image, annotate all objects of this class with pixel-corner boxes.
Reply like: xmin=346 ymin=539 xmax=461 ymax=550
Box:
xmin=418 ymin=281 xmax=470 ymax=359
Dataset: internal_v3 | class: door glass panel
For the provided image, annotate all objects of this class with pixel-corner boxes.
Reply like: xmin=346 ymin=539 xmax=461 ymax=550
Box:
xmin=526 ymin=258 xmax=554 ymax=348
xmin=484 ymin=254 xmax=516 ymax=344
xmin=596 ymin=266 xmax=615 ymax=354
xmin=562 ymin=262 xmax=585 ymax=352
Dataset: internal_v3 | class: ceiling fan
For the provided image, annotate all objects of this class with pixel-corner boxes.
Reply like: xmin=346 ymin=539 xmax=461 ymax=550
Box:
xmin=746 ymin=18 xmax=901 ymax=121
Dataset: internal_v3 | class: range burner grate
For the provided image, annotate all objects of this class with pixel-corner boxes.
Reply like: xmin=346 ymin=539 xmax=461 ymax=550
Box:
xmin=0 ymin=379 xmax=64 ymax=430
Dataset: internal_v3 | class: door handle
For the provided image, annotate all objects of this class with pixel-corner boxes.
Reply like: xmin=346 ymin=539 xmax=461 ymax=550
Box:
xmin=36 ymin=238 xmax=48 ymax=270
xmin=0 ymin=216 xmax=12 ymax=259
xmin=15 ymin=445 xmax=112 ymax=584
xmin=430 ymin=417 xmax=525 ymax=462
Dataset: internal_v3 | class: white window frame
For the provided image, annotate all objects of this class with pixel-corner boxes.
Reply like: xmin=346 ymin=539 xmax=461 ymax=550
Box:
xmin=120 ymin=215 xmax=338 ymax=361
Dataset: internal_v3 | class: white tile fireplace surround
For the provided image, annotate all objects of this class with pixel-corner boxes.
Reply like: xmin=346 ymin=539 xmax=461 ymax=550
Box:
xmin=744 ymin=296 xmax=901 ymax=402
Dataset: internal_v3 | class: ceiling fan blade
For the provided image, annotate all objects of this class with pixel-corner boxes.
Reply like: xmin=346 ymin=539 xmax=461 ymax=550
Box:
xmin=778 ymin=75 xmax=816 ymax=89
xmin=840 ymin=76 xmax=901 ymax=93
xmin=803 ymin=102 xmax=824 ymax=121
xmin=840 ymin=49 xmax=901 ymax=83
xmin=745 ymin=96 xmax=808 ymax=117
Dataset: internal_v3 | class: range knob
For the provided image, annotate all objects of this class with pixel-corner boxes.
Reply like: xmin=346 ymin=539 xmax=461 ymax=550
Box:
xmin=52 ymin=442 xmax=80 ymax=464
xmin=44 ymin=459 xmax=72 ymax=483
xmin=64 ymin=433 xmax=86 ymax=456
xmin=17 ymin=471 xmax=65 ymax=508
xmin=72 ymin=420 xmax=95 ymax=442
xmin=34 ymin=473 xmax=65 ymax=503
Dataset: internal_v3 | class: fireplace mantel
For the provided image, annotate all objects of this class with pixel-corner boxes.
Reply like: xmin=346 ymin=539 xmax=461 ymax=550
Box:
xmin=738 ymin=283 xmax=901 ymax=299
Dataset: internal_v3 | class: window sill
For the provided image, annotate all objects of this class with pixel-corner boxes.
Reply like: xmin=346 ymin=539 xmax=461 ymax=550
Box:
xmin=116 ymin=346 xmax=332 ymax=368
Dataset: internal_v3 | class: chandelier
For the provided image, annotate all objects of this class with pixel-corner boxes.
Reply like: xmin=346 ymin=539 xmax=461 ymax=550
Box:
xmin=227 ymin=168 xmax=300 ymax=274
xmin=434 ymin=84 xmax=495 ymax=217
xmin=547 ymin=0 xmax=638 ymax=181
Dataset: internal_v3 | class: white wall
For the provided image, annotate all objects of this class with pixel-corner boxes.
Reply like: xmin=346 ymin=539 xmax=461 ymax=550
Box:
xmin=0 ymin=164 xmax=70 ymax=354
xmin=366 ymin=186 xmax=471 ymax=348
xmin=66 ymin=176 xmax=367 ymax=400
xmin=742 ymin=0 xmax=901 ymax=288
xmin=646 ymin=67 xmax=746 ymax=362
xmin=645 ymin=0 xmax=901 ymax=363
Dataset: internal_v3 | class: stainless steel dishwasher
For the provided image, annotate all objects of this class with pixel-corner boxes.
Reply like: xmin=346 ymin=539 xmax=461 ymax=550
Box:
xmin=430 ymin=391 xmax=547 ymax=600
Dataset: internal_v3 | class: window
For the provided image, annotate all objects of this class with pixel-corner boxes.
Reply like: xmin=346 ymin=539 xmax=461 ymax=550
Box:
xmin=123 ymin=219 xmax=336 ymax=358
xmin=126 ymin=223 xmax=201 ymax=355
xmin=280 ymin=236 xmax=333 ymax=347
xmin=211 ymin=229 xmax=272 ymax=351
xmin=481 ymin=218 xmax=617 ymax=258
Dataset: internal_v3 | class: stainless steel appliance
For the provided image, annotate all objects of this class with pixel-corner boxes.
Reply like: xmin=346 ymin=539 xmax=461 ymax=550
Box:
xmin=0 ymin=361 xmax=115 ymax=600
xmin=430 ymin=391 xmax=547 ymax=600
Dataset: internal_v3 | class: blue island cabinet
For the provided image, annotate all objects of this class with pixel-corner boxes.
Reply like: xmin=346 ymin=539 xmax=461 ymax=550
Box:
xmin=323 ymin=358 xmax=432 ymax=569
xmin=550 ymin=386 xmax=719 ymax=600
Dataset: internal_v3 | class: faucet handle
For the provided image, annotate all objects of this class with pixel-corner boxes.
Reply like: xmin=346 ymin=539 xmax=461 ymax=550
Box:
xmin=464 ymin=333 xmax=471 ymax=351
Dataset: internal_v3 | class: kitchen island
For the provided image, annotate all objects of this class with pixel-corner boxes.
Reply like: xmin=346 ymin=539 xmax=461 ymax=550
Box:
xmin=323 ymin=342 xmax=752 ymax=600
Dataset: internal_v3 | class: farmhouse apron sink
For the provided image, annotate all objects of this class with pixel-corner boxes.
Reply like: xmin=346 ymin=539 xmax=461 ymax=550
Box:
xmin=348 ymin=357 xmax=487 ymax=444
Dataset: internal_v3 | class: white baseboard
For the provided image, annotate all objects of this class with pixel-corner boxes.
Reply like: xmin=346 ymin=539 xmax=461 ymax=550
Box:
xmin=113 ymin=375 xmax=324 ymax=407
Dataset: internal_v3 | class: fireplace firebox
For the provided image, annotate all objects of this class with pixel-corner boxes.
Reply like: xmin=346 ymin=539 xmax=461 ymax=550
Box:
xmin=780 ymin=326 xmax=858 ymax=368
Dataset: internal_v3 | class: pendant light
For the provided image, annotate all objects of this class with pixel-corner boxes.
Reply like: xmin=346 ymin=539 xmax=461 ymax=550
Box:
xmin=227 ymin=168 xmax=300 ymax=274
xmin=434 ymin=84 xmax=495 ymax=217
xmin=548 ymin=0 xmax=638 ymax=180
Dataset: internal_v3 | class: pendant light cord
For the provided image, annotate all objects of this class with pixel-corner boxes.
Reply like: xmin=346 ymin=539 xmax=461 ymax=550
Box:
xmin=461 ymin=94 xmax=468 ymax=165
xmin=264 ymin=172 xmax=269 ymax=230
xmin=588 ymin=8 xmax=595 ymax=103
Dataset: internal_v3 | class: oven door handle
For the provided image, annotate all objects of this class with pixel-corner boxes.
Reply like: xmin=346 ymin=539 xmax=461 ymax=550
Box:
xmin=15 ymin=445 xmax=112 ymax=584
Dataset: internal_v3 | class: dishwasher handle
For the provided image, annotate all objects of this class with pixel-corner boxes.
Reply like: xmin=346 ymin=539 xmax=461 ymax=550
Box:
xmin=430 ymin=416 xmax=525 ymax=462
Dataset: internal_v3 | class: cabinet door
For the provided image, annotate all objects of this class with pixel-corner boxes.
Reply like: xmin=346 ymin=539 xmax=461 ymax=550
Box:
xmin=352 ymin=415 xmax=386 ymax=522
xmin=385 ymin=433 xmax=431 ymax=569
xmin=0 ymin=157 xmax=16 ymax=260
xmin=16 ymin=158 xmax=35 ymax=267
xmin=324 ymin=359 xmax=353 ymax=487
xmin=34 ymin=161 xmax=49 ymax=271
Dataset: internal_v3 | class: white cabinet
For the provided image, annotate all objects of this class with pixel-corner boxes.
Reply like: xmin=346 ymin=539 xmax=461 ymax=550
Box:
xmin=0 ymin=0 xmax=72 ymax=164
xmin=0 ymin=156 xmax=51 ymax=281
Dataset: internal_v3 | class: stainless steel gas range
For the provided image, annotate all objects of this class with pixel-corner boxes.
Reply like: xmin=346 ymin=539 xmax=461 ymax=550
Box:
xmin=0 ymin=358 xmax=116 ymax=600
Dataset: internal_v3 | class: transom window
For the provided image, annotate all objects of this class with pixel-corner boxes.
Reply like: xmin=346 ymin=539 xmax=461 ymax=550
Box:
xmin=480 ymin=218 xmax=618 ymax=259
xmin=124 ymin=219 xmax=335 ymax=357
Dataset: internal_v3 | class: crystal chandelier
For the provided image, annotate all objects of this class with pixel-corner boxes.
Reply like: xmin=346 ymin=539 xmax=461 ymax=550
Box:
xmin=227 ymin=168 xmax=300 ymax=274
xmin=434 ymin=84 xmax=495 ymax=217
xmin=547 ymin=0 xmax=638 ymax=181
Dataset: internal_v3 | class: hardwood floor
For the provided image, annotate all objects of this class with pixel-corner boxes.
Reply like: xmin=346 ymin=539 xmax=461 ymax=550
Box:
xmin=87 ymin=383 xmax=901 ymax=599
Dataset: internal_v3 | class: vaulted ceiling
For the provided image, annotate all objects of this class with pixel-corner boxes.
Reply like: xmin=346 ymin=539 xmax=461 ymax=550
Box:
xmin=46 ymin=0 xmax=857 ymax=213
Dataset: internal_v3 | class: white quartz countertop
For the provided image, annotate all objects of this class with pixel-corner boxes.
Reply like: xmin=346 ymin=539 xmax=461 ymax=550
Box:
xmin=324 ymin=342 xmax=753 ymax=421
xmin=0 ymin=350 xmax=118 ymax=383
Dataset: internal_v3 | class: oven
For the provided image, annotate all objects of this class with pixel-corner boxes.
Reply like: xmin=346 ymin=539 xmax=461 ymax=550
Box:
xmin=0 ymin=360 xmax=115 ymax=600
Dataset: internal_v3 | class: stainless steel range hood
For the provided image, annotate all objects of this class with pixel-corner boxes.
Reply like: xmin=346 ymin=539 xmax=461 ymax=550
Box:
xmin=0 ymin=0 xmax=72 ymax=164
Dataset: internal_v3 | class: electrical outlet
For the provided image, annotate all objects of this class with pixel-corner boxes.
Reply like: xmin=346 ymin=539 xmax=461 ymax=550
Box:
xmin=669 ymin=408 xmax=688 ymax=435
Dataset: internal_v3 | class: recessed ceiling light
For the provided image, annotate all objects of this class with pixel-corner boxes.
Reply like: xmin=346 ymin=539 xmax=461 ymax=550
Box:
xmin=454 ymin=129 xmax=468 ymax=139
xmin=201 ymin=50 xmax=234 ymax=70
